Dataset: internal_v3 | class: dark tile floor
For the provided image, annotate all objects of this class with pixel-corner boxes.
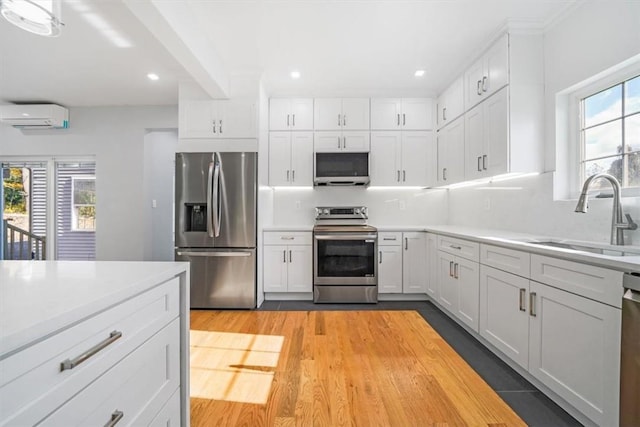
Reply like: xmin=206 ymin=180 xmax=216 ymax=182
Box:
xmin=257 ymin=300 xmax=583 ymax=427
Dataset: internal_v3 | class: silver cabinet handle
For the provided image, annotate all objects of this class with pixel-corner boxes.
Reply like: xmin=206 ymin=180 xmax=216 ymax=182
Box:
xmin=397 ymin=170 xmax=401 ymax=182
xmin=104 ymin=410 xmax=124 ymax=427
xmin=219 ymin=119 xmax=223 ymax=134
xmin=449 ymin=245 xmax=462 ymax=250
xmin=287 ymin=114 xmax=290 ymax=127
xmin=482 ymin=76 xmax=488 ymax=92
xmin=289 ymin=250 xmax=292 ymax=263
xmin=338 ymin=136 xmax=341 ymax=148
xmin=483 ymin=154 xmax=487 ymax=170
xmin=443 ymin=107 xmax=447 ymax=121
xmin=477 ymin=156 xmax=482 ymax=172
xmin=280 ymin=236 xmax=295 ymax=240
xmin=338 ymin=114 xmax=341 ymax=126
xmin=443 ymin=168 xmax=447 ymax=181
xmin=404 ymin=237 xmax=408 ymax=250
xmin=379 ymin=251 xmax=382 ymax=264
xmin=283 ymin=250 xmax=286 ymax=263
xmin=402 ymin=113 xmax=406 ymax=126
xmin=403 ymin=170 xmax=406 ymax=182
xmin=177 ymin=251 xmax=252 ymax=257
xmin=292 ymin=170 xmax=295 ymax=182
xmin=212 ymin=119 xmax=216 ymax=134
xmin=477 ymin=80 xmax=482 ymax=96
xmin=61 ymin=331 xmax=122 ymax=371
xmin=286 ymin=170 xmax=290 ymax=182
xmin=292 ymin=114 xmax=295 ymax=126
xmin=519 ymin=288 xmax=526 ymax=312
xmin=343 ymin=136 xmax=346 ymax=149
xmin=530 ymin=292 xmax=537 ymax=317
xmin=454 ymin=263 xmax=459 ymax=279
xmin=343 ymin=115 xmax=347 ymax=126
xmin=397 ymin=113 xmax=400 ymax=126
xmin=449 ymin=260 xmax=454 ymax=277
xmin=383 ymin=236 xmax=397 ymax=241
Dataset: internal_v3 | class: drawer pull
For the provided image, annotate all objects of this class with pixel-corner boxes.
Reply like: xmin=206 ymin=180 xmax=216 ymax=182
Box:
xmin=449 ymin=245 xmax=462 ymax=250
xmin=104 ymin=410 xmax=124 ymax=427
xmin=383 ymin=237 xmax=397 ymax=241
xmin=453 ymin=262 xmax=459 ymax=279
xmin=530 ymin=292 xmax=537 ymax=317
xmin=449 ymin=261 xmax=454 ymax=277
xmin=519 ymin=288 xmax=526 ymax=312
xmin=280 ymin=236 xmax=295 ymax=240
xmin=60 ymin=330 xmax=122 ymax=371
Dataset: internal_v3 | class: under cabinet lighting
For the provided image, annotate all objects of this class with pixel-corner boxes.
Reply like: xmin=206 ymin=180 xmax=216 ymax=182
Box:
xmin=414 ymin=70 xmax=425 ymax=77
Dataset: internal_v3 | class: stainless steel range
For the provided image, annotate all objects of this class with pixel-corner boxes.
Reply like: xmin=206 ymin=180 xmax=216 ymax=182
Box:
xmin=313 ymin=206 xmax=378 ymax=303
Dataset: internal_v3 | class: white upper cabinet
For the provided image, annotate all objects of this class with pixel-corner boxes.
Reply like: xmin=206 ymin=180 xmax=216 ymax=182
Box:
xmin=370 ymin=131 xmax=432 ymax=186
xmin=268 ymin=132 xmax=313 ymax=186
xmin=269 ymin=98 xmax=313 ymax=130
xmin=314 ymin=98 xmax=369 ymax=130
xmin=179 ymin=99 xmax=257 ymax=139
xmin=313 ymin=131 xmax=370 ymax=153
xmin=464 ymin=33 xmax=509 ymax=110
xmin=437 ymin=77 xmax=464 ymax=130
xmin=371 ymin=98 xmax=433 ymax=130
xmin=436 ymin=116 xmax=465 ymax=185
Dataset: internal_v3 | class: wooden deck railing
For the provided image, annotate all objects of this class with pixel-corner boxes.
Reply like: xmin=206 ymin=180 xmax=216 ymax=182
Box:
xmin=2 ymin=219 xmax=46 ymax=260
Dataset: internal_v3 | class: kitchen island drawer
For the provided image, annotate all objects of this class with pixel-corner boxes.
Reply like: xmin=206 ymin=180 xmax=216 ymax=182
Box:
xmin=40 ymin=319 xmax=180 ymax=426
xmin=480 ymin=244 xmax=530 ymax=278
xmin=530 ymin=255 xmax=623 ymax=307
xmin=0 ymin=277 xmax=180 ymax=426
xmin=378 ymin=232 xmax=402 ymax=245
xmin=438 ymin=235 xmax=479 ymax=262
xmin=264 ymin=231 xmax=312 ymax=245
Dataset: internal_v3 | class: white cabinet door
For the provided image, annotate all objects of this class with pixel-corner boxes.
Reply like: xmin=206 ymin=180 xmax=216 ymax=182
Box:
xmin=401 ymin=131 xmax=431 ymax=186
xmin=402 ymin=232 xmax=427 ymax=294
xmin=371 ymin=98 xmax=401 ymax=130
xmin=426 ymin=234 xmax=438 ymax=299
xmin=270 ymin=99 xmax=313 ymax=130
xmin=269 ymin=132 xmax=292 ymax=186
xmin=455 ymin=256 xmax=480 ymax=332
xmin=528 ymin=281 xmax=621 ymax=427
xmin=341 ymin=98 xmax=370 ymax=130
xmin=263 ymin=245 xmax=288 ymax=292
xmin=290 ymin=132 xmax=313 ymax=186
xmin=483 ymin=87 xmax=509 ymax=176
xmin=483 ymin=33 xmax=509 ymax=99
xmin=290 ymin=99 xmax=314 ymax=130
xmin=269 ymin=99 xmax=292 ymax=131
xmin=179 ymin=100 xmax=215 ymax=138
xmin=342 ymin=131 xmax=370 ymax=152
xmin=437 ymin=251 xmax=457 ymax=312
xmin=464 ymin=57 xmax=485 ymax=110
xmin=464 ymin=102 xmax=485 ymax=180
xmin=314 ymin=98 xmax=342 ymax=130
xmin=219 ymin=99 xmax=257 ymax=138
xmin=479 ymin=265 xmax=529 ymax=369
xmin=437 ymin=117 xmax=465 ymax=185
xmin=370 ymin=132 xmax=401 ymax=186
xmin=313 ymin=131 xmax=343 ymax=152
xmin=437 ymin=77 xmax=464 ymax=129
xmin=378 ymin=245 xmax=403 ymax=293
xmin=401 ymin=98 xmax=432 ymax=130
xmin=287 ymin=245 xmax=312 ymax=292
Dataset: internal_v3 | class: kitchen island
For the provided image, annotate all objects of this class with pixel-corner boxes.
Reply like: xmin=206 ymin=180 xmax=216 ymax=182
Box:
xmin=0 ymin=260 xmax=190 ymax=427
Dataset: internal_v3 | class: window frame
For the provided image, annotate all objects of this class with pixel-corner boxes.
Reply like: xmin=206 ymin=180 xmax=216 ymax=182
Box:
xmin=70 ymin=175 xmax=96 ymax=232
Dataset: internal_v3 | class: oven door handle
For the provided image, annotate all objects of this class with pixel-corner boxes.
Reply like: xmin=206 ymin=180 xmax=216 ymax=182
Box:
xmin=314 ymin=234 xmax=378 ymax=241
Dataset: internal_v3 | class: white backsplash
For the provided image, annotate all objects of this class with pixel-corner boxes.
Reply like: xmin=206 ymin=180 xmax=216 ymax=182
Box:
xmin=271 ymin=186 xmax=449 ymax=227
xmin=447 ymin=172 xmax=640 ymax=245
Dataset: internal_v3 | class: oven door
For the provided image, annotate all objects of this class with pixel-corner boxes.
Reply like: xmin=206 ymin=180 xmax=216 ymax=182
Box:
xmin=314 ymin=233 xmax=377 ymax=285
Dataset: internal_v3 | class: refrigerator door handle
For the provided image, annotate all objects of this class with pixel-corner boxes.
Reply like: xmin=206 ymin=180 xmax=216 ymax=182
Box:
xmin=206 ymin=161 xmax=214 ymax=238
xmin=176 ymin=251 xmax=252 ymax=257
xmin=212 ymin=153 xmax=222 ymax=237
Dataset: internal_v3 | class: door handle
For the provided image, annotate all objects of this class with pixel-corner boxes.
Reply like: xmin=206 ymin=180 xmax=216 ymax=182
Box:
xmin=283 ymin=250 xmax=286 ymax=263
xmin=212 ymin=153 xmax=221 ymax=237
xmin=219 ymin=120 xmax=223 ymax=134
xmin=443 ymin=168 xmax=447 ymax=181
xmin=338 ymin=136 xmax=341 ymax=149
xmin=343 ymin=137 xmax=346 ymax=149
xmin=449 ymin=260 xmax=454 ymax=277
xmin=343 ymin=115 xmax=346 ymax=126
xmin=104 ymin=410 xmax=124 ymax=427
xmin=286 ymin=170 xmax=290 ymax=182
xmin=477 ymin=80 xmax=482 ymax=96
xmin=379 ymin=251 xmax=382 ymax=264
xmin=477 ymin=156 xmax=482 ymax=172
xmin=529 ymin=292 xmax=537 ymax=317
xmin=397 ymin=113 xmax=400 ymax=126
xmin=454 ymin=263 xmax=459 ymax=279
xmin=402 ymin=113 xmax=406 ymax=126
xmin=405 ymin=237 xmax=408 ymax=250
xmin=289 ymin=250 xmax=292 ymax=263
xmin=287 ymin=114 xmax=290 ymax=127
xmin=292 ymin=114 xmax=295 ymax=126
xmin=207 ymin=161 xmax=214 ymax=238
xmin=482 ymin=76 xmax=488 ymax=92
xmin=397 ymin=170 xmax=401 ymax=182
xmin=403 ymin=170 xmax=406 ymax=182
xmin=338 ymin=114 xmax=341 ymax=126
xmin=483 ymin=154 xmax=487 ymax=170
xmin=176 ymin=251 xmax=252 ymax=257
xmin=212 ymin=119 xmax=216 ymax=133
xmin=292 ymin=170 xmax=295 ymax=182
xmin=519 ymin=288 xmax=526 ymax=311
xmin=443 ymin=107 xmax=447 ymax=121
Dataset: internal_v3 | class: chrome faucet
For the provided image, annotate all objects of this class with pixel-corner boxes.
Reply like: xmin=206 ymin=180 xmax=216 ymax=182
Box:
xmin=575 ymin=173 xmax=637 ymax=245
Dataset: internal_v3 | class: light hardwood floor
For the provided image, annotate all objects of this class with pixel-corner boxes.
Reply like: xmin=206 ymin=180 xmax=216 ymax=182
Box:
xmin=190 ymin=310 xmax=525 ymax=426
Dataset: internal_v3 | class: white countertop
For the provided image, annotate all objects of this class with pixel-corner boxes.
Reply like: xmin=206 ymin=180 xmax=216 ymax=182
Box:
xmin=263 ymin=226 xmax=313 ymax=232
xmin=0 ymin=261 xmax=188 ymax=357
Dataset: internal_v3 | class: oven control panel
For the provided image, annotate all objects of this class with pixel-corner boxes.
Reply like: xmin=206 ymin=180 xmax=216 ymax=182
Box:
xmin=315 ymin=206 xmax=368 ymax=220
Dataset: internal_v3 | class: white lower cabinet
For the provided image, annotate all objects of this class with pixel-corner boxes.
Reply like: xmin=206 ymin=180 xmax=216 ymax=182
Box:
xmin=528 ymin=280 xmax=621 ymax=427
xmin=425 ymin=233 xmax=438 ymax=299
xmin=378 ymin=245 xmax=403 ymax=293
xmin=402 ymin=232 xmax=427 ymax=293
xmin=263 ymin=232 xmax=312 ymax=293
xmin=378 ymin=232 xmax=427 ymax=294
xmin=479 ymin=265 xmax=530 ymax=369
xmin=437 ymin=251 xmax=480 ymax=331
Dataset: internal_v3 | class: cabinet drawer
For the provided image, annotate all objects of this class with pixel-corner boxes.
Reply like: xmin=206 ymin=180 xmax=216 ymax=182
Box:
xmin=264 ymin=231 xmax=311 ymax=245
xmin=530 ymin=255 xmax=623 ymax=308
xmin=40 ymin=319 xmax=180 ymax=426
xmin=149 ymin=388 xmax=181 ymax=427
xmin=378 ymin=232 xmax=402 ymax=246
xmin=0 ymin=277 xmax=180 ymax=426
xmin=480 ymin=244 xmax=530 ymax=278
xmin=438 ymin=235 xmax=479 ymax=262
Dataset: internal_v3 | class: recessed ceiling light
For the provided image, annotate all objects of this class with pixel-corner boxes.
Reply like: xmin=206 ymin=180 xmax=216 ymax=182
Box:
xmin=415 ymin=70 xmax=425 ymax=77
xmin=290 ymin=70 xmax=301 ymax=79
xmin=147 ymin=73 xmax=159 ymax=81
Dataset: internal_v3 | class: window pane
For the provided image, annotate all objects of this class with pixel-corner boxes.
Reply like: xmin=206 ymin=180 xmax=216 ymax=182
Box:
xmin=584 ymin=119 xmax=622 ymax=159
xmin=583 ymin=156 xmax=622 ymax=189
xmin=584 ymin=84 xmax=622 ymax=128
xmin=625 ymin=75 xmax=640 ymax=115
xmin=626 ymin=113 xmax=640 ymax=152
xmin=628 ymin=151 xmax=640 ymax=187
xmin=73 ymin=179 xmax=96 ymax=205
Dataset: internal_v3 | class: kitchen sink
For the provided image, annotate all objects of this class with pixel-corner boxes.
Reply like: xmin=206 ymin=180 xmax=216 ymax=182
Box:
xmin=528 ymin=240 xmax=640 ymax=257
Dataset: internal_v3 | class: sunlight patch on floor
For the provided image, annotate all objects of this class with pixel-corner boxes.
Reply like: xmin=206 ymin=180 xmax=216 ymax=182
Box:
xmin=190 ymin=330 xmax=284 ymax=404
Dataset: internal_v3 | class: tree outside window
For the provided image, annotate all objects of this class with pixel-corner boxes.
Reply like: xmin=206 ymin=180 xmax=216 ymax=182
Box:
xmin=71 ymin=176 xmax=96 ymax=231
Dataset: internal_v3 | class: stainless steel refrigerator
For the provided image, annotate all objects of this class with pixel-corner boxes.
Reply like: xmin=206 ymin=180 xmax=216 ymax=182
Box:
xmin=175 ymin=152 xmax=257 ymax=309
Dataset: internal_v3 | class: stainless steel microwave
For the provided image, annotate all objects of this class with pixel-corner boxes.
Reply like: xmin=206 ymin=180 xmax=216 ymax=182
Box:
xmin=314 ymin=152 xmax=370 ymax=186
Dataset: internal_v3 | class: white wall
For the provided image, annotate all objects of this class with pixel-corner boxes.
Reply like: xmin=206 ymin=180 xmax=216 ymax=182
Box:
xmin=448 ymin=2 xmax=640 ymax=245
xmin=0 ymin=106 xmax=178 ymax=260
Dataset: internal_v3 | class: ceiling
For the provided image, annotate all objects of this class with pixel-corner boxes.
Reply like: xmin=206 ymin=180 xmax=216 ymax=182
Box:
xmin=0 ymin=0 xmax=577 ymax=107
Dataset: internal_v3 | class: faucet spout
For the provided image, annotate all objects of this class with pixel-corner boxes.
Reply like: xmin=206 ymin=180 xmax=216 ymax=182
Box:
xmin=575 ymin=173 xmax=635 ymax=245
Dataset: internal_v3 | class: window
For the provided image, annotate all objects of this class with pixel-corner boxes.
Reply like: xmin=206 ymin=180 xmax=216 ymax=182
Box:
xmin=71 ymin=176 xmax=96 ymax=231
xmin=580 ymin=74 xmax=640 ymax=190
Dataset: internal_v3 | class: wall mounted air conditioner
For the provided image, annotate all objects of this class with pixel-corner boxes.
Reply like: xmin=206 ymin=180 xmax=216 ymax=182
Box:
xmin=0 ymin=104 xmax=69 ymax=129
